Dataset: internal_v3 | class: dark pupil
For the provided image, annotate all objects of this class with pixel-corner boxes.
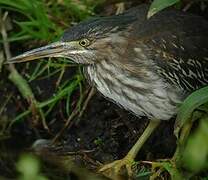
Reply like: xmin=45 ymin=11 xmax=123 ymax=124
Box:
xmin=81 ymin=40 xmax=86 ymax=46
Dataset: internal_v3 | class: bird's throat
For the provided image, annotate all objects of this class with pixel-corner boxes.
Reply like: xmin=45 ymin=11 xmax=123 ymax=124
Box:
xmin=85 ymin=60 xmax=181 ymax=120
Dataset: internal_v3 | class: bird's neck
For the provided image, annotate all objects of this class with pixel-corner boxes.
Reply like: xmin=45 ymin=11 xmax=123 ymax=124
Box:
xmin=84 ymin=60 xmax=182 ymax=120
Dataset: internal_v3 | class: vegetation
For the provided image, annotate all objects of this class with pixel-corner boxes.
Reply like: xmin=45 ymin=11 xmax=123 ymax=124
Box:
xmin=17 ymin=154 xmax=48 ymax=180
xmin=148 ymin=0 xmax=180 ymax=18
xmin=0 ymin=0 xmax=208 ymax=179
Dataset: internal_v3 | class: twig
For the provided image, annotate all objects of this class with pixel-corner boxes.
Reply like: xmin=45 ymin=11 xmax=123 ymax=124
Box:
xmin=0 ymin=93 xmax=13 ymax=116
xmin=0 ymin=12 xmax=49 ymax=130
xmin=78 ymin=87 xmax=95 ymax=118
xmin=57 ymin=149 xmax=96 ymax=156
xmin=0 ymin=50 xmax=4 ymax=72
xmin=51 ymin=107 xmax=79 ymax=144
xmin=141 ymin=161 xmax=153 ymax=165
xmin=55 ymin=66 xmax=65 ymax=88
xmin=183 ymin=1 xmax=195 ymax=12
xmin=51 ymin=87 xmax=95 ymax=144
xmin=115 ymin=2 xmax=125 ymax=15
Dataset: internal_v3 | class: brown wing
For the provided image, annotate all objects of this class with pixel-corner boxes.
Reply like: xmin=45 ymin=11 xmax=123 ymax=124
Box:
xmin=133 ymin=7 xmax=208 ymax=92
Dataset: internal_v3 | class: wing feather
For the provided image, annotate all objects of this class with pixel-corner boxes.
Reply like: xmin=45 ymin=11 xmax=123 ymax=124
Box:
xmin=131 ymin=7 xmax=208 ymax=91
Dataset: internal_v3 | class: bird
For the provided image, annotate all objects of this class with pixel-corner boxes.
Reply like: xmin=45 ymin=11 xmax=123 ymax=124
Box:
xmin=8 ymin=4 xmax=208 ymax=178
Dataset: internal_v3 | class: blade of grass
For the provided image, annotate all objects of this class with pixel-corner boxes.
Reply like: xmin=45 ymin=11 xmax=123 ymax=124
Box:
xmin=9 ymin=75 xmax=83 ymax=126
xmin=148 ymin=0 xmax=180 ymax=18
xmin=174 ymin=86 xmax=208 ymax=138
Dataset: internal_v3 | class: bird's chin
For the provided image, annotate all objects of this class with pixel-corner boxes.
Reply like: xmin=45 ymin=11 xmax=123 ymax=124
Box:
xmin=72 ymin=59 xmax=94 ymax=65
xmin=58 ymin=56 xmax=91 ymax=65
xmin=64 ymin=52 xmax=96 ymax=65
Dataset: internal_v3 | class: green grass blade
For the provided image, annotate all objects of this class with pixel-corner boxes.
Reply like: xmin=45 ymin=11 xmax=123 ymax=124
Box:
xmin=174 ymin=86 xmax=208 ymax=137
xmin=148 ymin=0 xmax=180 ymax=18
xmin=182 ymin=118 xmax=208 ymax=172
xmin=10 ymin=76 xmax=82 ymax=125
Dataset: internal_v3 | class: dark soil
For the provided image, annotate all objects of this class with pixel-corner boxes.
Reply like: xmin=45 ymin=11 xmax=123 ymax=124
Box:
xmin=59 ymin=93 xmax=176 ymax=165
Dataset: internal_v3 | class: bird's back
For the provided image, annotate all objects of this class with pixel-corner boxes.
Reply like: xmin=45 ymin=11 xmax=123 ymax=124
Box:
xmin=86 ymin=5 xmax=208 ymax=120
xmin=126 ymin=5 xmax=208 ymax=92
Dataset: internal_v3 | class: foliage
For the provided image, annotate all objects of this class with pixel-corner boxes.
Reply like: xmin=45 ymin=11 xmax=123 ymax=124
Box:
xmin=150 ymin=86 xmax=208 ymax=179
xmin=175 ymin=86 xmax=208 ymax=174
xmin=174 ymin=86 xmax=208 ymax=137
xmin=17 ymin=154 xmax=48 ymax=180
xmin=0 ymin=0 xmax=102 ymax=41
xmin=148 ymin=0 xmax=180 ymax=18
xmin=182 ymin=119 xmax=208 ymax=173
xmin=0 ymin=1 xmax=103 ymax=179
xmin=0 ymin=0 xmax=59 ymax=41
xmin=0 ymin=0 xmax=104 ymax=126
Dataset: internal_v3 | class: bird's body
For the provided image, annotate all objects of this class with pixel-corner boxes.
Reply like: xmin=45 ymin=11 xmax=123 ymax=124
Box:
xmin=67 ymin=5 xmax=208 ymax=120
xmin=86 ymin=57 xmax=181 ymax=120
xmin=9 ymin=4 xmax=208 ymax=178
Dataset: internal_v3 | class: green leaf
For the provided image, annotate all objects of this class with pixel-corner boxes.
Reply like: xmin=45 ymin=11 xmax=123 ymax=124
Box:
xmin=0 ymin=0 xmax=57 ymax=41
xmin=17 ymin=154 xmax=48 ymax=180
xmin=148 ymin=0 xmax=180 ymax=18
xmin=152 ymin=161 xmax=183 ymax=180
xmin=9 ymin=75 xmax=82 ymax=125
xmin=174 ymin=86 xmax=208 ymax=137
xmin=162 ymin=162 xmax=183 ymax=180
xmin=9 ymin=68 xmax=35 ymax=100
xmin=182 ymin=118 xmax=208 ymax=172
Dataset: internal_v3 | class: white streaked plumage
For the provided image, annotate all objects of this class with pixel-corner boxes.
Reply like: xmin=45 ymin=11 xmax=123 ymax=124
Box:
xmin=86 ymin=60 xmax=182 ymax=120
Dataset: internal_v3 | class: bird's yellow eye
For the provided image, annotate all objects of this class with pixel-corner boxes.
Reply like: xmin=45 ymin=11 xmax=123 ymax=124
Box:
xmin=79 ymin=38 xmax=90 ymax=47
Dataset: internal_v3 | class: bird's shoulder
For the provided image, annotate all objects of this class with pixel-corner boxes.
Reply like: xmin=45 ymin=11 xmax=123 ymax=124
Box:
xmin=127 ymin=7 xmax=208 ymax=91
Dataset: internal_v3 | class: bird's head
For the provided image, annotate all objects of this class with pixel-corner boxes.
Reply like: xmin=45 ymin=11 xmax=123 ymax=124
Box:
xmin=8 ymin=13 xmax=136 ymax=65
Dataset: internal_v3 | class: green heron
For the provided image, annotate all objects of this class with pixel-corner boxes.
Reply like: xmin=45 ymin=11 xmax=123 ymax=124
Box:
xmin=8 ymin=4 xmax=208 ymax=178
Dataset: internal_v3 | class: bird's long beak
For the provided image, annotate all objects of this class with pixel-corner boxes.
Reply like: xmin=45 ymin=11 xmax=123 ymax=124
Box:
xmin=8 ymin=42 xmax=67 ymax=63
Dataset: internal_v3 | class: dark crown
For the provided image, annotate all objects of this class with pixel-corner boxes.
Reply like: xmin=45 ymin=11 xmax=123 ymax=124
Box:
xmin=61 ymin=12 xmax=137 ymax=42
